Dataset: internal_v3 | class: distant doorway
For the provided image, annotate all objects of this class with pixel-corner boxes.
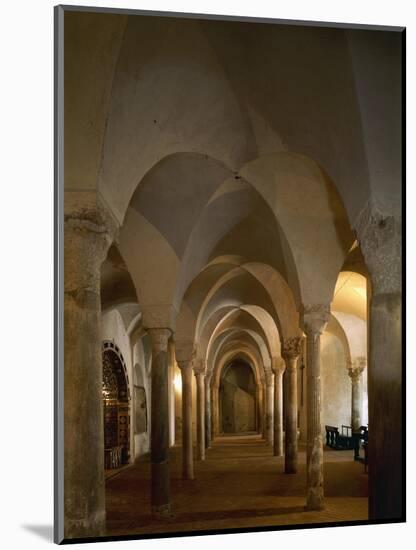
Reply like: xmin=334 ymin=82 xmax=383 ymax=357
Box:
xmin=102 ymin=341 xmax=131 ymax=468
xmin=220 ymin=360 xmax=257 ymax=434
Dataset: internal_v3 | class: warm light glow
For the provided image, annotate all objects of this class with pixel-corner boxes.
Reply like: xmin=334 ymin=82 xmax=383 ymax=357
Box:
xmin=353 ymin=287 xmax=366 ymax=300
xmin=174 ymin=372 xmax=182 ymax=393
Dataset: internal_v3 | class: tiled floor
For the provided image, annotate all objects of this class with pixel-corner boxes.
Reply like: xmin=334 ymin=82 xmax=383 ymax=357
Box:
xmin=105 ymin=434 xmax=368 ymax=537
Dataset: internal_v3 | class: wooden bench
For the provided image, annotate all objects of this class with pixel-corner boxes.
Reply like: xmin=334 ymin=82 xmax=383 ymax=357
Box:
xmin=325 ymin=425 xmax=355 ymax=450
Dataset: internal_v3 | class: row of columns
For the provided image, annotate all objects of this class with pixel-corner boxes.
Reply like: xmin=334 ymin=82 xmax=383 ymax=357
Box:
xmin=63 ymin=201 xmax=402 ymax=537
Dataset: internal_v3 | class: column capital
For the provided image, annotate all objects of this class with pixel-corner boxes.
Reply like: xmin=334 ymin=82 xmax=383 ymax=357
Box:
xmin=347 ymin=357 xmax=366 ymax=382
xmin=354 ymin=199 xmax=401 ymax=295
xmin=176 ymin=359 xmax=192 ymax=372
xmin=301 ymin=304 xmax=330 ymax=335
xmin=193 ymin=358 xmax=206 ymax=376
xmin=64 ymin=191 xmax=119 ymax=245
xmin=282 ymin=336 xmax=303 ymax=360
xmin=64 ymin=199 xmax=119 ymax=302
xmin=265 ymin=370 xmax=274 ymax=386
xmin=271 ymin=357 xmax=285 ymax=374
xmin=147 ymin=328 xmax=172 ymax=350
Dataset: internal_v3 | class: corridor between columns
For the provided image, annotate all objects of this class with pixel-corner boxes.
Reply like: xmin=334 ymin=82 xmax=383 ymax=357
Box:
xmin=61 ymin=12 xmax=403 ymax=541
xmin=105 ymin=435 xmax=368 ymax=537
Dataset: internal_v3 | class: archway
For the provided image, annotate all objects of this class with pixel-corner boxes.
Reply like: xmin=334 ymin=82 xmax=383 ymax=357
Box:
xmin=102 ymin=341 xmax=131 ymax=468
xmin=219 ymin=360 xmax=257 ymax=434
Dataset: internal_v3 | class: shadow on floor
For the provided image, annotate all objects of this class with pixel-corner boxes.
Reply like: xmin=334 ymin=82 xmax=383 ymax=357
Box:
xmin=173 ymin=505 xmax=307 ymax=522
xmin=21 ymin=524 xmax=53 ymax=542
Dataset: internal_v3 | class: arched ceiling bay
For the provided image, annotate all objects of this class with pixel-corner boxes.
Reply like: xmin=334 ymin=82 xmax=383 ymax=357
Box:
xmin=204 ymin=306 xmax=280 ymax=363
xmin=331 ymin=271 xmax=367 ymax=321
xmin=208 ymin=328 xmax=271 ymax=374
xmin=240 ymin=152 xmax=354 ymax=305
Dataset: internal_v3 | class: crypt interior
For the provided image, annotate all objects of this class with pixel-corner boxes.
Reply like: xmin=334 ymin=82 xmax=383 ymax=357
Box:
xmin=62 ymin=10 xmax=403 ymax=540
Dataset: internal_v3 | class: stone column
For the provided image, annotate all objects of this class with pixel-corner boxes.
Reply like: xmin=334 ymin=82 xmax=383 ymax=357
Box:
xmin=194 ymin=362 xmax=206 ymax=460
xmin=148 ymin=328 xmax=172 ymax=518
xmin=303 ymin=304 xmax=330 ymax=511
xmin=282 ymin=336 xmax=303 ymax=474
xmin=256 ymin=382 xmax=263 ymax=434
xmin=272 ymin=358 xmax=285 ymax=456
xmin=347 ymin=358 xmax=366 ymax=432
xmin=265 ymin=370 xmax=274 ymax=445
xmin=177 ymin=360 xmax=194 ymax=480
xmin=64 ymin=205 xmax=115 ymax=539
xmin=212 ymin=383 xmax=219 ymax=436
xmin=356 ymin=203 xmax=402 ymax=520
xmin=205 ymin=373 xmax=213 ymax=449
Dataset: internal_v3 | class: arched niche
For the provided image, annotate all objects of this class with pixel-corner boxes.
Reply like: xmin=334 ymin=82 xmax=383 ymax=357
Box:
xmin=102 ymin=341 xmax=131 ymax=467
xmin=219 ymin=359 xmax=258 ymax=435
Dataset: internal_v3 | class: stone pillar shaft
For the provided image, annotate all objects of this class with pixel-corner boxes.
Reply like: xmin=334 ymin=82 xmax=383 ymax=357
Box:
xmin=178 ymin=362 xmax=194 ymax=479
xmin=213 ymin=385 xmax=219 ymax=436
xmin=348 ymin=359 xmax=365 ymax=432
xmin=205 ymin=377 xmax=212 ymax=449
xmin=356 ymin=202 xmax=402 ymax=520
xmin=148 ymin=328 xmax=172 ymax=518
xmin=195 ymin=372 xmax=206 ymax=460
xmin=273 ymin=361 xmax=284 ymax=456
xmin=282 ymin=337 xmax=302 ymax=474
xmin=64 ymin=212 xmax=113 ymax=539
xmin=265 ymin=372 xmax=274 ymax=445
xmin=303 ymin=305 xmax=329 ymax=511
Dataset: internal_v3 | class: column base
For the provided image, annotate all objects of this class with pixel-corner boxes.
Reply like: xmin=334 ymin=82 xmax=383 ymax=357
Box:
xmin=306 ymin=491 xmax=325 ymax=511
xmin=64 ymin=509 xmax=106 ymax=540
xmin=151 ymin=503 xmax=172 ymax=520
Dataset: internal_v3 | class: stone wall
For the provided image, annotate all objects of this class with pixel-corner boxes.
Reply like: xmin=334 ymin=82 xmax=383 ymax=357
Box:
xmin=220 ymin=362 xmax=256 ymax=433
xmin=321 ymin=333 xmax=351 ymax=434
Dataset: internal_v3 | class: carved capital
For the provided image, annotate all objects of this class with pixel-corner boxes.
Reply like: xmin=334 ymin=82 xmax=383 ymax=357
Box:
xmin=64 ymin=195 xmax=119 ymax=305
xmin=355 ymin=199 xmax=402 ymax=295
xmin=176 ymin=359 xmax=192 ymax=372
xmin=347 ymin=357 xmax=366 ymax=382
xmin=301 ymin=304 xmax=330 ymax=335
xmin=192 ymin=357 xmax=206 ymax=375
xmin=147 ymin=328 xmax=171 ymax=352
xmin=282 ymin=336 xmax=303 ymax=360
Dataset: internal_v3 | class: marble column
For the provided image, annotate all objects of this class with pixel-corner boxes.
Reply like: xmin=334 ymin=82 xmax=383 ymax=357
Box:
xmin=282 ymin=336 xmax=303 ymax=474
xmin=177 ymin=360 xmax=194 ymax=480
xmin=347 ymin=358 xmax=366 ymax=432
xmin=148 ymin=328 xmax=172 ymax=518
xmin=272 ymin=358 xmax=285 ymax=456
xmin=303 ymin=304 xmax=330 ymax=511
xmin=64 ymin=206 xmax=115 ymax=539
xmin=357 ymin=203 xmax=402 ymax=520
xmin=265 ymin=370 xmax=274 ymax=445
xmin=205 ymin=373 xmax=213 ymax=449
xmin=194 ymin=362 xmax=206 ymax=460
